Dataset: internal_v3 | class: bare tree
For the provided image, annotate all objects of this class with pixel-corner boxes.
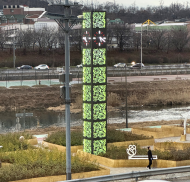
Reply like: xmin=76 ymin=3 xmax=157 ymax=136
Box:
xmin=171 ymin=26 xmax=190 ymax=52
xmin=35 ymin=27 xmax=47 ymax=54
xmin=0 ymin=29 xmax=8 ymax=51
xmin=113 ymin=24 xmax=132 ymax=51
xmin=70 ymin=27 xmax=82 ymax=52
xmin=164 ymin=31 xmax=173 ymax=53
xmin=57 ymin=28 xmax=65 ymax=50
xmin=133 ymin=32 xmax=141 ymax=51
xmin=149 ymin=29 xmax=166 ymax=50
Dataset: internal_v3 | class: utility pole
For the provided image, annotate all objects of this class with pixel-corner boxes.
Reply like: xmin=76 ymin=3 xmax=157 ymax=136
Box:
xmin=141 ymin=19 xmax=156 ymax=69
xmin=13 ymin=36 xmax=15 ymax=69
xmin=46 ymin=1 xmax=82 ymax=180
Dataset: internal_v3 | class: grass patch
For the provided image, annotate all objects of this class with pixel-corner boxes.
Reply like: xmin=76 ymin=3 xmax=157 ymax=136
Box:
xmin=99 ymin=144 xmax=190 ymax=161
xmin=99 ymin=145 xmax=147 ymax=159
xmin=0 ymin=148 xmax=99 ymax=182
xmin=45 ymin=129 xmax=152 ymax=146
xmin=0 ymin=132 xmax=33 ymax=152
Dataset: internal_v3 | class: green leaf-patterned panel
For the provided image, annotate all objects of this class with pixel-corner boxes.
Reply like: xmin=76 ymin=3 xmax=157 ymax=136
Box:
xmin=83 ymin=103 xmax=91 ymax=120
xmin=83 ymin=139 xmax=91 ymax=153
xmin=83 ymin=67 xmax=91 ymax=83
xmin=93 ymin=12 xmax=106 ymax=28
xmin=93 ymin=121 xmax=106 ymax=138
xmin=93 ymin=103 xmax=106 ymax=120
xmin=93 ymin=139 xmax=106 ymax=155
xmin=93 ymin=48 xmax=106 ymax=65
xmin=93 ymin=85 xmax=106 ymax=102
xmin=83 ymin=12 xmax=91 ymax=29
xmin=83 ymin=49 xmax=91 ymax=65
xmin=93 ymin=67 xmax=106 ymax=83
xmin=83 ymin=121 xmax=91 ymax=138
xmin=83 ymin=85 xmax=91 ymax=101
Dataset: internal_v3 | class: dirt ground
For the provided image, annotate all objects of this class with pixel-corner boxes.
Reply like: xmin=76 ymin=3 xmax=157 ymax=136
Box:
xmin=0 ymin=80 xmax=188 ymax=134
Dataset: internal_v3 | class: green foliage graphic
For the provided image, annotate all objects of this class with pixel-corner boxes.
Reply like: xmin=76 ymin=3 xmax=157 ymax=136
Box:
xmin=93 ymin=48 xmax=106 ymax=65
xmin=83 ymin=121 xmax=91 ymax=138
xmin=93 ymin=12 xmax=106 ymax=28
xmin=83 ymin=139 xmax=92 ymax=153
xmin=93 ymin=67 xmax=106 ymax=83
xmin=83 ymin=49 xmax=91 ymax=65
xmin=93 ymin=103 xmax=106 ymax=120
xmin=93 ymin=85 xmax=106 ymax=101
xmin=93 ymin=121 xmax=106 ymax=138
xmin=83 ymin=12 xmax=91 ymax=29
xmin=83 ymin=85 xmax=91 ymax=101
xmin=93 ymin=139 xmax=106 ymax=155
xmin=83 ymin=103 xmax=91 ymax=120
xmin=83 ymin=67 xmax=91 ymax=83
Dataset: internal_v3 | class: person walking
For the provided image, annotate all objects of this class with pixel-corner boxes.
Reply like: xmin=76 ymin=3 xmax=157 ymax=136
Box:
xmin=147 ymin=146 xmax=153 ymax=169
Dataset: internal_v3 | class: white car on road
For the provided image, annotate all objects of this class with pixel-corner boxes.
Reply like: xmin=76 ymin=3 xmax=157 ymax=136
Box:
xmin=114 ymin=63 xmax=126 ymax=68
xmin=76 ymin=64 xmax=83 ymax=68
xmin=34 ymin=64 xmax=49 ymax=70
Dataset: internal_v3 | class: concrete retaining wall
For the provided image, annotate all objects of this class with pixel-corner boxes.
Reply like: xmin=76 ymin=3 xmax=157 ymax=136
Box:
xmin=132 ymin=125 xmax=183 ymax=139
xmin=154 ymin=142 xmax=190 ymax=151
xmin=42 ymin=141 xmax=83 ymax=153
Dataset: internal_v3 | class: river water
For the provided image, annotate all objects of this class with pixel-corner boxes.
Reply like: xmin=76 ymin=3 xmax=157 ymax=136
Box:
xmin=0 ymin=105 xmax=190 ymax=133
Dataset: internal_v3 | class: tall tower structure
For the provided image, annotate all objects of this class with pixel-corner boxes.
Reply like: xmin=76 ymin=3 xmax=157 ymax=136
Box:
xmin=82 ymin=11 xmax=107 ymax=155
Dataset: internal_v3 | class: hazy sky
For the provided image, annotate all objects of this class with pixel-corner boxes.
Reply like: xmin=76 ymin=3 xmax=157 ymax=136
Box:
xmin=87 ymin=0 xmax=189 ymax=8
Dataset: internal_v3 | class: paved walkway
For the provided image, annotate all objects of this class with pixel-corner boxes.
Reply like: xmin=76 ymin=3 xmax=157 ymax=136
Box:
xmin=33 ymin=132 xmax=190 ymax=181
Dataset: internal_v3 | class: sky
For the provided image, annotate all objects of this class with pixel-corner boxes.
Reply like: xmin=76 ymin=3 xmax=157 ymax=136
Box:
xmin=84 ymin=0 xmax=189 ymax=9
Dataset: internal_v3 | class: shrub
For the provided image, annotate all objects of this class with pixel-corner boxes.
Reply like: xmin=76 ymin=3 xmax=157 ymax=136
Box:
xmin=99 ymin=144 xmax=147 ymax=159
xmin=0 ymin=132 xmax=33 ymax=152
xmin=45 ymin=129 xmax=152 ymax=146
xmin=45 ymin=130 xmax=83 ymax=146
xmin=99 ymin=144 xmax=190 ymax=161
xmin=0 ymin=149 xmax=99 ymax=181
xmin=107 ymin=92 xmax=121 ymax=107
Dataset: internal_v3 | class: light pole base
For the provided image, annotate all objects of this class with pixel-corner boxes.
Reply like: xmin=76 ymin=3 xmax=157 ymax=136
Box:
xmin=66 ymin=173 xmax=71 ymax=180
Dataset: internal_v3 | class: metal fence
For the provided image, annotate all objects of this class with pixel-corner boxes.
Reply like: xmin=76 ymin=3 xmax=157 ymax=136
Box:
xmin=1 ymin=66 xmax=190 ymax=83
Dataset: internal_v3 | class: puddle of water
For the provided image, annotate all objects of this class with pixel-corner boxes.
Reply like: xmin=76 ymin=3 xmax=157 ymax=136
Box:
xmin=0 ymin=80 xmax=82 ymax=88
xmin=108 ymin=105 xmax=190 ymax=124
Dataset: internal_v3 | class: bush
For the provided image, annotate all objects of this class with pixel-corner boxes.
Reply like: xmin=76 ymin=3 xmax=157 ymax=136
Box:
xmin=0 ymin=132 xmax=33 ymax=152
xmin=45 ymin=129 xmax=152 ymax=146
xmin=45 ymin=130 xmax=83 ymax=146
xmin=99 ymin=144 xmax=190 ymax=161
xmin=107 ymin=129 xmax=152 ymax=143
xmin=99 ymin=144 xmax=147 ymax=159
xmin=0 ymin=149 xmax=99 ymax=181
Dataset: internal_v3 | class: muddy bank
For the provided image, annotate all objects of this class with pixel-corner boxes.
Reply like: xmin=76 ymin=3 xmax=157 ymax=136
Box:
xmin=0 ymin=80 xmax=190 ymax=113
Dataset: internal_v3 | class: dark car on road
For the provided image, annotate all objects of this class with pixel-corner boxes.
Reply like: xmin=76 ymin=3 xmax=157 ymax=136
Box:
xmin=17 ymin=65 xmax=33 ymax=69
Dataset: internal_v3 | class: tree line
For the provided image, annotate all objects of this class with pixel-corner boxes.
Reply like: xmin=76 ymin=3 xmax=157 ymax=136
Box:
xmin=0 ymin=24 xmax=189 ymax=55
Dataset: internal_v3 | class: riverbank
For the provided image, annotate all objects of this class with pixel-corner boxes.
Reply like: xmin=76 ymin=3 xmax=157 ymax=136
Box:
xmin=0 ymin=79 xmax=190 ymax=113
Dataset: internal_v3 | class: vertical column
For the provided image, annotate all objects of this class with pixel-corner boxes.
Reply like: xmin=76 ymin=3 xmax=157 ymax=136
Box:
xmin=82 ymin=11 xmax=107 ymax=155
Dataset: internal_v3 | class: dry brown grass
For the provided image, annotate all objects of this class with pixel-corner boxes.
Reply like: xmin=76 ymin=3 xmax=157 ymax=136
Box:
xmin=107 ymin=92 xmax=121 ymax=107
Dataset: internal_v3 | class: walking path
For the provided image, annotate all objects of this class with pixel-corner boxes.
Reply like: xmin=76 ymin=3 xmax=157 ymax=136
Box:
xmin=32 ymin=132 xmax=190 ymax=181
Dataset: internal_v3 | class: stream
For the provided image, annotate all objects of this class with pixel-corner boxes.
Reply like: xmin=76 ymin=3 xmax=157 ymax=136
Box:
xmin=0 ymin=105 xmax=190 ymax=133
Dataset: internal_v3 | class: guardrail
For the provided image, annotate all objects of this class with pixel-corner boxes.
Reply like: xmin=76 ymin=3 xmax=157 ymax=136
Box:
xmin=1 ymin=67 xmax=190 ymax=82
xmin=58 ymin=165 xmax=190 ymax=182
